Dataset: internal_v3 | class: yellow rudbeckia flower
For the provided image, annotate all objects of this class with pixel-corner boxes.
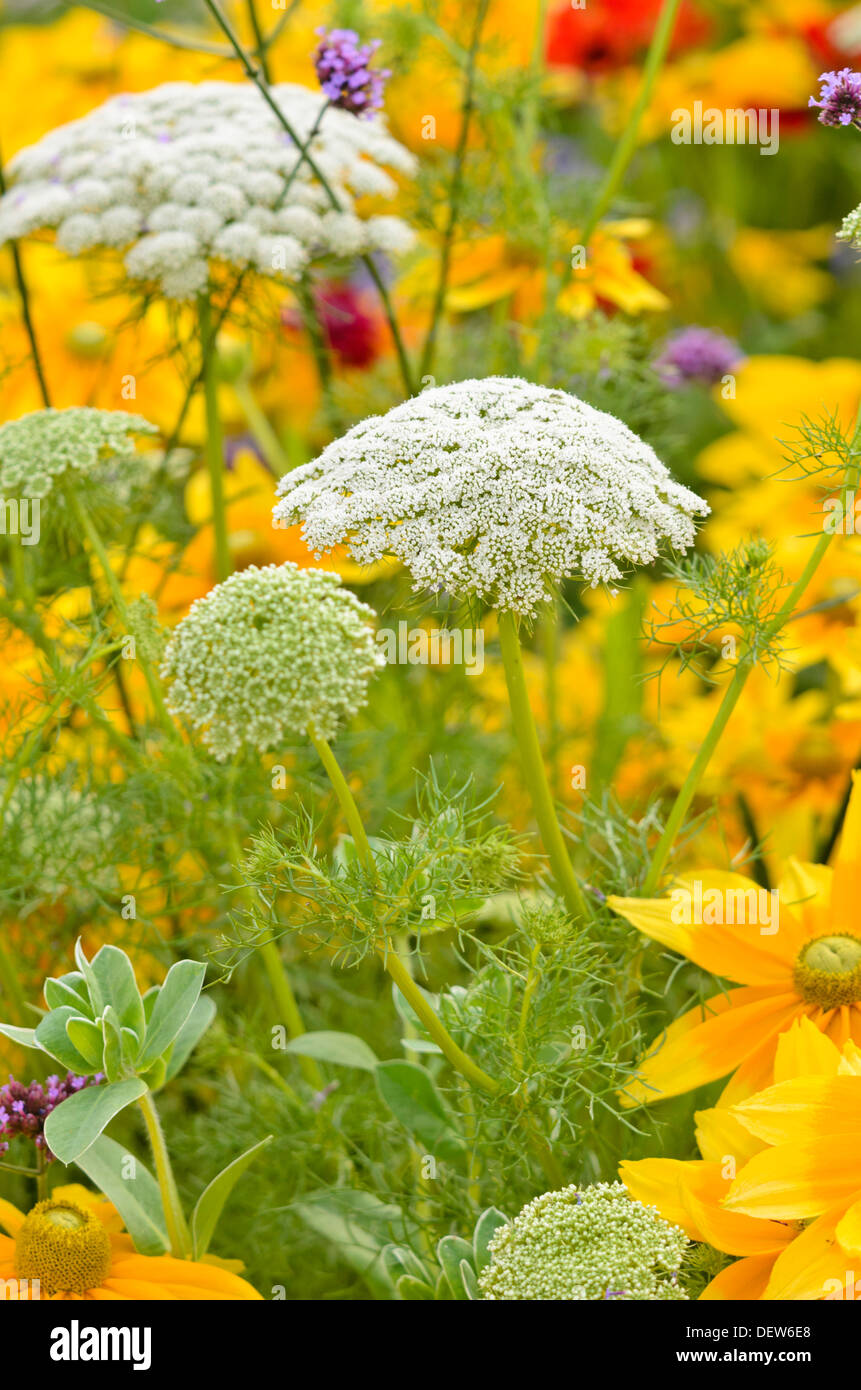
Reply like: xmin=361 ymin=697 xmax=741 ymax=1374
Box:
xmin=622 ymin=1018 xmax=861 ymax=1300
xmin=609 ymin=774 xmax=861 ymax=1107
xmin=0 ymin=1190 xmax=261 ymax=1301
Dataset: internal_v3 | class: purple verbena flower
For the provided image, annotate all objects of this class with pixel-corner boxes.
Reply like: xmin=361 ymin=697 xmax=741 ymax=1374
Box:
xmin=313 ymin=28 xmax=390 ymax=118
xmin=0 ymin=1072 xmax=102 ymax=1163
xmin=809 ymin=69 xmax=861 ymax=128
xmin=654 ymin=326 xmax=742 ymax=389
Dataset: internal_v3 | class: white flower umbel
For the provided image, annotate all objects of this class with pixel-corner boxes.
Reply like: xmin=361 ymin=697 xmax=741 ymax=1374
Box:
xmin=160 ymin=563 xmax=385 ymax=761
xmin=0 ymin=82 xmax=416 ymax=300
xmin=274 ymin=376 xmax=709 ymax=618
xmin=276 ymin=377 xmax=708 ymax=924
xmin=479 ymin=1182 xmax=689 ymax=1301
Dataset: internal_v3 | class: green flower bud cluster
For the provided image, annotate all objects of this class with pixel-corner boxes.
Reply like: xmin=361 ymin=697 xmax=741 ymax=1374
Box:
xmin=479 ymin=1182 xmax=689 ymax=1301
xmin=520 ymin=900 xmax=574 ymax=949
xmin=0 ymin=407 xmax=157 ymax=500
xmin=161 ymin=562 xmax=385 ymax=760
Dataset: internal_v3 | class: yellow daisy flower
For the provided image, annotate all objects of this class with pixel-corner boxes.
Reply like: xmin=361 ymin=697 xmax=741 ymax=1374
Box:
xmin=0 ymin=1190 xmax=261 ymax=1301
xmin=622 ymin=1018 xmax=860 ymax=1300
xmin=608 ymin=774 xmax=861 ymax=1107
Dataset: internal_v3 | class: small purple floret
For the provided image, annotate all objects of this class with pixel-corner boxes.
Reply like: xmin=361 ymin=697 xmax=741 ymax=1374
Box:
xmin=0 ymin=1072 xmax=102 ymax=1162
xmin=313 ymin=28 xmax=390 ymax=118
xmin=809 ymin=69 xmax=861 ymax=128
xmin=654 ymin=326 xmax=742 ymax=388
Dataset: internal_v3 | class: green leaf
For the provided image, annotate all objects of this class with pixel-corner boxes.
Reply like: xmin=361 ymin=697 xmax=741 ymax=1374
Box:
xmin=65 ymin=1017 xmax=105 ymax=1071
xmin=460 ymin=1259 xmax=479 ymax=1300
xmin=473 ymin=1206 xmax=508 ymax=1272
xmin=284 ymin=1030 xmax=378 ymax=1072
xmin=191 ymin=1136 xmax=272 ymax=1259
xmin=163 ymin=995 xmax=216 ymax=1083
xmin=137 ymin=960 xmax=206 ymax=1070
xmin=90 ymin=945 xmax=145 ymax=1038
xmin=0 ymin=1022 xmax=39 ymax=1049
xmin=396 ymin=1274 xmax=435 ymax=1300
xmin=74 ymin=1135 xmax=168 ymax=1256
xmin=44 ymin=1077 xmax=148 ymax=1165
xmin=44 ymin=972 xmax=93 ymax=1017
xmin=101 ymin=1007 xmax=124 ymax=1083
xmin=74 ymin=938 xmax=103 ymax=1015
xmin=292 ymin=1190 xmax=412 ymax=1299
xmin=35 ymin=1007 xmax=94 ymax=1072
xmin=436 ymin=1235 xmax=474 ymax=1300
xmin=375 ymin=1060 xmax=465 ymax=1162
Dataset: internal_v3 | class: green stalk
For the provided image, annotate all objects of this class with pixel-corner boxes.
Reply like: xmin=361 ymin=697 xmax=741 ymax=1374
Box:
xmin=497 ymin=610 xmax=587 ymax=922
xmin=0 ymin=139 xmax=51 ymax=408
xmin=643 ymin=457 xmax=860 ymax=894
xmin=66 ymin=491 xmax=179 ymax=742
xmin=307 ymin=727 xmax=500 ymax=1095
xmin=200 ymin=0 xmax=416 ymax=397
xmin=225 ymin=785 xmax=322 ymax=1089
xmin=198 ymin=294 xmax=230 ymax=582
xmin=138 ymin=1091 xmax=192 ymax=1259
xmin=579 ymin=0 xmax=682 ymax=248
xmin=232 ymin=378 xmax=291 ymax=476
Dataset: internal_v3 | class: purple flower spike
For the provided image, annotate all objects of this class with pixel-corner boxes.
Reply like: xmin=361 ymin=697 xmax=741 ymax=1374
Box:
xmin=313 ymin=28 xmax=390 ymax=118
xmin=0 ymin=1072 xmax=102 ymax=1163
xmin=654 ymin=326 xmax=742 ymax=389
xmin=809 ymin=69 xmax=861 ymax=128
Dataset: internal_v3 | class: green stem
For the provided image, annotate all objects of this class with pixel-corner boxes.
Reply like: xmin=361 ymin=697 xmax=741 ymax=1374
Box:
xmin=245 ymin=0 xmax=271 ymax=81
xmin=0 ymin=139 xmax=51 ymax=408
xmin=138 ymin=1091 xmax=192 ymax=1259
xmin=419 ymin=0 xmax=491 ymax=382
xmin=307 ymin=727 xmax=500 ymax=1095
xmin=200 ymin=0 xmax=416 ymax=397
xmin=66 ymin=491 xmax=179 ymax=742
xmin=643 ymin=478 xmax=858 ymax=895
xmin=578 ymin=0 xmax=682 ymax=247
xmin=198 ymin=294 xmax=230 ymax=582
xmin=232 ymin=378 xmax=291 ymax=476
xmin=497 ymin=610 xmax=587 ymax=922
xmin=225 ymin=784 xmax=322 ymax=1089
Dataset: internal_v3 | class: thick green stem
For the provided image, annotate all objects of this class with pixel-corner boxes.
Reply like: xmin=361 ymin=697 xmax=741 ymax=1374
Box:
xmin=138 ymin=1091 xmax=192 ymax=1259
xmin=308 ymin=728 xmax=500 ymax=1095
xmin=497 ymin=610 xmax=587 ymax=922
xmin=198 ymin=294 xmax=230 ymax=582
xmin=67 ymin=492 xmax=179 ymax=742
xmin=579 ymin=0 xmax=682 ymax=247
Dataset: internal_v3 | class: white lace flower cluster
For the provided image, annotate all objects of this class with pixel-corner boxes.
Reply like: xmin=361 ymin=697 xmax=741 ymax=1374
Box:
xmin=0 ymin=81 xmax=416 ymax=299
xmin=274 ymin=377 xmax=709 ymax=616
xmin=0 ymin=407 xmax=157 ymax=500
xmin=479 ymin=1182 xmax=690 ymax=1301
xmin=838 ymin=202 xmax=861 ymax=249
xmin=161 ymin=563 xmax=385 ymax=760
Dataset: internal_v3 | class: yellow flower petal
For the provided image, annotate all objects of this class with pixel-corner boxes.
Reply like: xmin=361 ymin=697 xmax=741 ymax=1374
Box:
xmin=0 ymin=1198 xmax=25 ymax=1237
xmin=773 ymin=1014 xmax=842 ymax=1082
xmin=835 ymin=1196 xmax=861 ymax=1257
xmin=766 ymin=1203 xmax=858 ymax=1300
xmin=732 ymin=1076 xmax=861 ymax=1145
xmin=700 ymin=1253 xmax=777 ymax=1301
xmin=726 ymin=1139 xmax=861 ymax=1220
